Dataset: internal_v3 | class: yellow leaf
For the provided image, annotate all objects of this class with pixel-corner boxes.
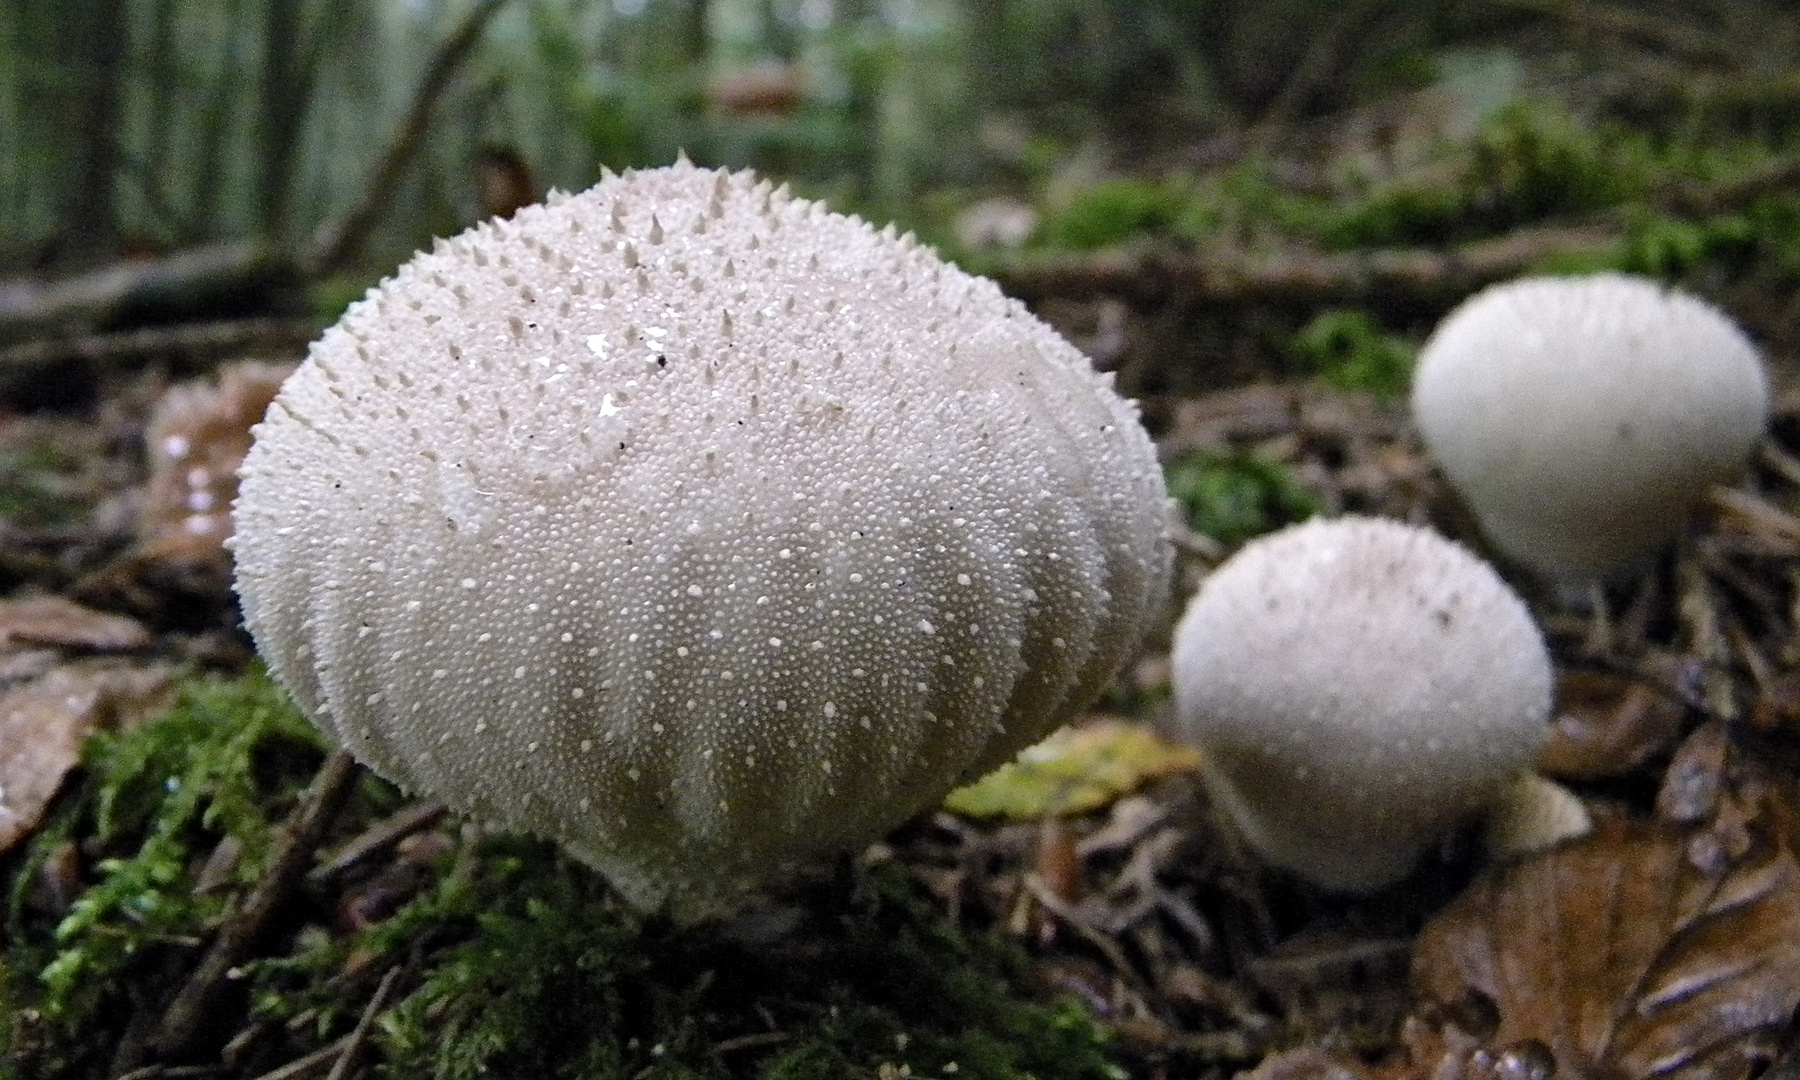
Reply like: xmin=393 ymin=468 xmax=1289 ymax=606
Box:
xmin=944 ymin=719 xmax=1200 ymax=821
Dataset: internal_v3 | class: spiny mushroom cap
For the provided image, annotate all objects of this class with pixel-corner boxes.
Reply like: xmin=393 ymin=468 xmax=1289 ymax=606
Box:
xmin=1170 ymin=516 xmax=1550 ymax=892
xmin=1411 ymin=273 xmax=1768 ymax=592
xmin=234 ymin=162 xmax=1171 ymax=915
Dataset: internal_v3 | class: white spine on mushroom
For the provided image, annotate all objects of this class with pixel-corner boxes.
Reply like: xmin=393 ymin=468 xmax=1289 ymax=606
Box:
xmin=1411 ymin=273 xmax=1768 ymax=594
xmin=234 ymin=162 xmax=1171 ymax=915
xmin=1170 ymin=516 xmax=1550 ymax=892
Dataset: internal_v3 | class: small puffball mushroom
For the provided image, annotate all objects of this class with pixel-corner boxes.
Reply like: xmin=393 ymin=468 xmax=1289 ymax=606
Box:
xmin=234 ymin=161 xmax=1171 ymax=916
xmin=1170 ymin=516 xmax=1550 ymax=892
xmin=1411 ymin=273 xmax=1769 ymax=595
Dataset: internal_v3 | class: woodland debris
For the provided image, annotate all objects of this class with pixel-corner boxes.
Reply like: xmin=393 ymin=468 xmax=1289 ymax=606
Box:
xmin=0 ymin=317 xmax=316 ymax=407
xmin=147 ymin=750 xmax=359 ymax=1063
xmin=0 ymin=660 xmax=173 ymax=855
xmin=1538 ymin=661 xmax=1692 ymax=781
xmin=138 ymin=360 xmax=293 ymax=568
xmin=1412 ymin=812 xmax=1800 ymax=1080
xmin=993 ymin=224 xmax=1620 ymax=309
xmin=0 ymin=592 xmax=151 ymax=653
xmin=0 ymin=243 xmax=303 ymax=345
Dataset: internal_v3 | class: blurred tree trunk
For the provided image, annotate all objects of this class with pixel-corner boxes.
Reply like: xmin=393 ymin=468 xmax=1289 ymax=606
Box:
xmin=138 ymin=0 xmax=180 ymax=237
xmin=257 ymin=0 xmax=309 ymax=238
xmin=193 ymin=0 xmax=250 ymax=240
xmin=62 ymin=0 xmax=129 ymax=260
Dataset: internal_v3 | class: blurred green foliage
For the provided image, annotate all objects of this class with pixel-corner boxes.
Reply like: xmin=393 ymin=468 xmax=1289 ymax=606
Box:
xmin=1038 ymin=178 xmax=1205 ymax=250
xmin=0 ymin=442 xmax=89 ymax=528
xmin=1290 ymin=309 xmax=1416 ymax=397
xmin=1165 ymin=449 xmax=1320 ymax=548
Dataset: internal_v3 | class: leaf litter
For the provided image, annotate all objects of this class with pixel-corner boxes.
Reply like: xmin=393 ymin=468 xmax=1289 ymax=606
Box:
xmin=5 ymin=337 xmax=1800 ymax=1075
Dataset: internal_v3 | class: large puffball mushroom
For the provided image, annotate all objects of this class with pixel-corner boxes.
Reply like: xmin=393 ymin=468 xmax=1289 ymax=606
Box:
xmin=233 ymin=162 xmax=1171 ymax=916
xmin=1411 ymin=273 xmax=1769 ymax=595
xmin=1170 ymin=516 xmax=1551 ymax=892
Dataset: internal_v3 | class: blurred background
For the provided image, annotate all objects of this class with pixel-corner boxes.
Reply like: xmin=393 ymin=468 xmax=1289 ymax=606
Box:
xmin=8 ymin=0 xmax=1800 ymax=395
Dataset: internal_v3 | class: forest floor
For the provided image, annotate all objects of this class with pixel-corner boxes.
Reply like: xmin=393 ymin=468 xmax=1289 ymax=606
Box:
xmin=4 ymin=286 xmax=1800 ymax=1080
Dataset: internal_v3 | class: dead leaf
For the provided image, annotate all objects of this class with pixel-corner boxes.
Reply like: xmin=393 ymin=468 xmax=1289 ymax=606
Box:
xmin=1538 ymin=664 xmax=1689 ymax=782
xmin=0 ymin=594 xmax=150 ymax=654
xmin=944 ymin=718 xmax=1201 ymax=821
xmin=1412 ymin=815 xmax=1800 ymax=1080
xmin=0 ymin=662 xmax=174 ymax=855
xmin=138 ymin=360 xmax=292 ymax=565
xmin=1656 ymin=722 xmax=1730 ymax=825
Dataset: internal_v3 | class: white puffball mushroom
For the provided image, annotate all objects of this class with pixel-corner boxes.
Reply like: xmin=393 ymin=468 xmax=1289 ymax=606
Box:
xmin=1170 ymin=516 xmax=1551 ymax=892
xmin=1411 ymin=273 xmax=1769 ymax=596
xmin=234 ymin=161 xmax=1171 ymax=916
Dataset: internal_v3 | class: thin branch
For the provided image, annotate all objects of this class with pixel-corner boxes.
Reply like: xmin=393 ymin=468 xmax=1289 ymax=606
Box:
xmin=307 ymin=800 xmax=446 ymax=887
xmin=307 ymin=0 xmax=511 ymax=275
xmin=323 ymin=966 xmax=403 ymax=1080
xmin=0 ymin=317 xmax=318 ymax=390
xmin=245 ymin=1036 xmax=353 ymax=1080
xmin=149 ymin=750 xmax=360 ymax=1061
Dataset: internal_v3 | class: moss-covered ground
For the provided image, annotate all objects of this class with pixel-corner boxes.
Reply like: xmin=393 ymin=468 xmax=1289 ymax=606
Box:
xmin=3 ymin=673 xmax=1128 ymax=1080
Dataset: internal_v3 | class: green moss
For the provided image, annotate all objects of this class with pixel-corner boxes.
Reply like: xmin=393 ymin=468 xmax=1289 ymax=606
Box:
xmin=0 ymin=441 xmax=89 ymax=529
xmin=1166 ymin=449 xmax=1320 ymax=548
xmin=34 ymin=673 xmax=321 ymax=1009
xmin=366 ymin=841 xmax=1123 ymax=1080
xmin=5 ymin=670 xmax=1124 ymax=1080
xmin=1290 ymin=309 xmax=1416 ymax=398
xmin=3 ymin=670 xmax=328 ymax=1075
xmin=1038 ymin=178 xmax=1200 ymax=250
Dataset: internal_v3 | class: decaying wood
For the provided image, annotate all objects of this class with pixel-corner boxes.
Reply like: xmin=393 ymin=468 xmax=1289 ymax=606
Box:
xmin=0 ymin=243 xmax=303 ymax=345
xmin=993 ymin=223 xmax=1619 ymax=308
xmin=0 ymin=316 xmax=318 ymax=377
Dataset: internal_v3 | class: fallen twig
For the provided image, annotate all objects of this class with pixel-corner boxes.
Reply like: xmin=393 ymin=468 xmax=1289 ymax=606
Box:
xmin=246 ymin=1035 xmax=353 ymax=1080
xmin=324 ymin=965 xmax=403 ymax=1080
xmin=307 ymin=800 xmax=447 ymax=887
xmin=147 ymin=750 xmax=360 ymax=1062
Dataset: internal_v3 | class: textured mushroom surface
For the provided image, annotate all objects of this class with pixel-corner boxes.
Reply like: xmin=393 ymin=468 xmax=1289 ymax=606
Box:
xmin=234 ymin=162 xmax=1171 ymax=914
xmin=1170 ymin=516 xmax=1550 ymax=892
xmin=1411 ymin=273 xmax=1768 ymax=592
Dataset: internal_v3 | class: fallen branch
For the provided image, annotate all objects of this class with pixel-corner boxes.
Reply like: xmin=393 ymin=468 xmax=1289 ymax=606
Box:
xmin=323 ymin=966 xmax=403 ymax=1080
xmin=306 ymin=800 xmax=446 ymax=888
xmin=992 ymin=223 xmax=1620 ymax=309
xmin=0 ymin=316 xmax=319 ymax=373
xmin=0 ymin=243 xmax=302 ymax=343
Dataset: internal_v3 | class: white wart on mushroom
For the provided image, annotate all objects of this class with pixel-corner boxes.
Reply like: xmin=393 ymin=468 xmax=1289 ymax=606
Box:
xmin=234 ymin=163 xmax=1170 ymax=912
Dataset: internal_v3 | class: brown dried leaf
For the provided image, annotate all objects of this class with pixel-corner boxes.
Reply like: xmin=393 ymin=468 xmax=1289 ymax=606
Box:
xmin=1538 ymin=665 xmax=1688 ymax=782
xmin=138 ymin=360 xmax=292 ymax=565
xmin=1656 ymin=722 xmax=1730 ymax=825
xmin=0 ymin=662 xmax=174 ymax=855
xmin=0 ymin=594 xmax=151 ymax=654
xmin=1413 ymin=816 xmax=1800 ymax=1080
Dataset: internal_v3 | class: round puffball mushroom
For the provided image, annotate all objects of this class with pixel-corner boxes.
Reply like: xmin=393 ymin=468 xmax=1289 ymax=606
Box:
xmin=1170 ymin=516 xmax=1550 ymax=892
xmin=1411 ymin=273 xmax=1769 ymax=596
xmin=234 ymin=162 xmax=1171 ymax=916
